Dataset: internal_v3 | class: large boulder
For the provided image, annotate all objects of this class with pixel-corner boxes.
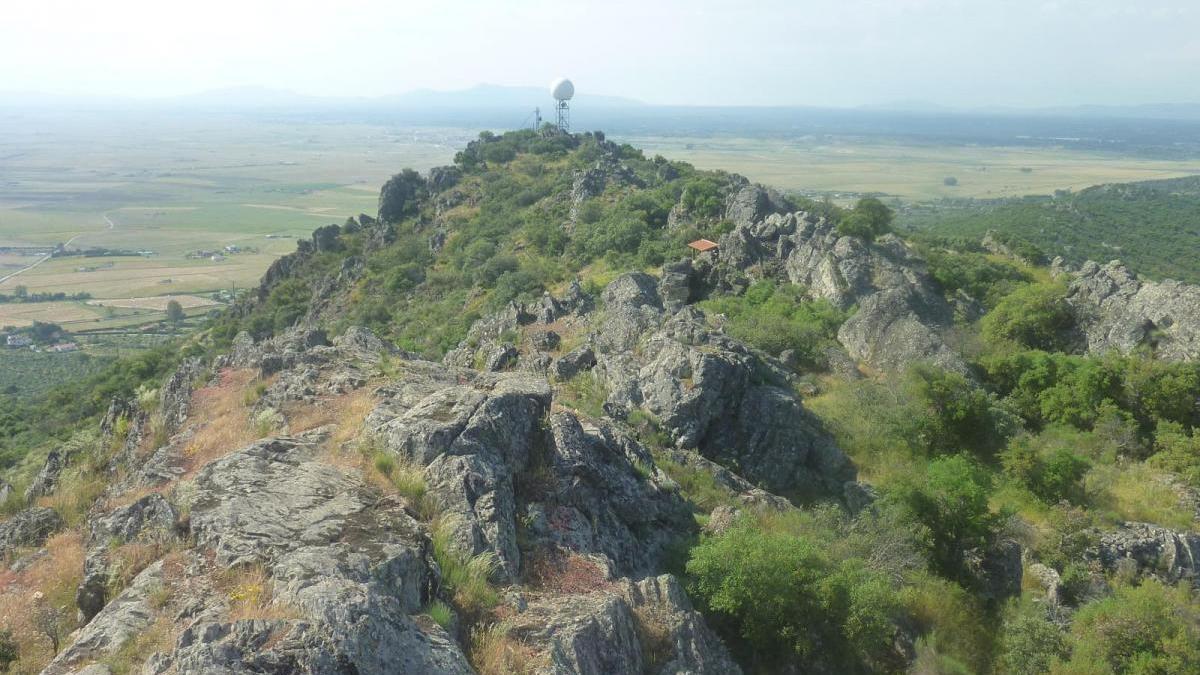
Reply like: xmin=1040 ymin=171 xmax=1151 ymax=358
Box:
xmin=524 ymin=413 xmax=694 ymax=576
xmin=506 ymin=574 xmax=741 ymax=675
xmin=0 ymin=506 xmax=63 ymax=556
xmin=1066 ymin=260 xmax=1200 ymax=360
xmin=714 ymin=213 xmax=969 ymax=374
xmin=1090 ymin=522 xmax=1200 ymax=585
xmin=369 ymin=374 xmax=553 ymax=578
xmin=598 ymin=300 xmax=854 ymax=498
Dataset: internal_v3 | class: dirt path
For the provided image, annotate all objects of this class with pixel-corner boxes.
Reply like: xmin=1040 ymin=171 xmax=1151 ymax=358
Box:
xmin=0 ymin=213 xmax=114 ymax=286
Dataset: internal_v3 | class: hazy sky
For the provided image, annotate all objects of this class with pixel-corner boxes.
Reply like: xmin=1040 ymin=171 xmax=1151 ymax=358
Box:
xmin=2 ymin=0 xmax=1196 ymax=107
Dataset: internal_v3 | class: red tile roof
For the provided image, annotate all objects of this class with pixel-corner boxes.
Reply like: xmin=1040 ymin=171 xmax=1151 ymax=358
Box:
xmin=687 ymin=238 xmax=719 ymax=252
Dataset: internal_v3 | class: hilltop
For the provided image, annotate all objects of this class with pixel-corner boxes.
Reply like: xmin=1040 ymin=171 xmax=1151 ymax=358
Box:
xmin=2 ymin=131 xmax=1200 ymax=673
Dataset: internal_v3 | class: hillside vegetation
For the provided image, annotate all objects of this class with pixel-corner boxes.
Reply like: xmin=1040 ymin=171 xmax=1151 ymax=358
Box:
xmin=904 ymin=176 xmax=1200 ymax=283
xmin=0 ymin=130 xmax=1199 ymax=674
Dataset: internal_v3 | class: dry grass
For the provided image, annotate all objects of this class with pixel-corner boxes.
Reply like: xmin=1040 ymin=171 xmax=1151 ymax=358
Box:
xmin=106 ymin=541 xmax=175 ymax=599
xmin=524 ymin=549 xmax=613 ymax=595
xmin=468 ymin=622 xmax=538 ymax=675
xmin=0 ymin=531 xmax=86 ymax=671
xmin=286 ymin=387 xmax=375 ymax=441
xmin=102 ymin=616 xmax=176 ymax=674
xmin=632 ymin=605 xmax=674 ymax=672
xmin=1088 ymin=462 xmax=1197 ymax=530
xmin=214 ymin=564 xmax=299 ymax=622
xmin=179 ymin=368 xmax=260 ymax=477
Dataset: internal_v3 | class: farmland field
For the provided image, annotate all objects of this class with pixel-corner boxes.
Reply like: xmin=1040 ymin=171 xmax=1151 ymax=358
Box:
xmin=2 ymin=108 xmax=1199 ymax=332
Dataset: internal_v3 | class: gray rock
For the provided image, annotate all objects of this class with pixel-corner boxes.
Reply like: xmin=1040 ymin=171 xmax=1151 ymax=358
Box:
xmin=1091 ymin=522 xmax=1200 ymax=585
xmin=76 ymin=548 xmax=110 ymax=624
xmin=1028 ymin=562 xmax=1064 ymax=606
xmin=1066 ymin=260 xmax=1200 ymax=360
xmin=838 ymin=288 xmax=970 ymax=376
xmin=188 ymin=436 xmax=423 ymax=567
xmin=159 ymin=357 xmax=205 ymax=437
xmin=599 ymin=303 xmax=853 ymax=498
xmin=0 ymin=506 xmax=63 ymax=556
xmin=593 ymin=273 xmax=664 ymax=354
xmin=527 ymin=412 xmax=694 ymax=576
xmin=713 ymin=213 xmax=969 ymax=374
xmin=76 ymin=493 xmax=181 ymax=623
xmin=0 ymin=478 xmax=11 ymax=505
xmin=530 ymin=330 xmax=562 ymax=352
xmin=44 ymin=561 xmax=164 ymax=674
xmin=553 ymin=346 xmax=597 ymax=381
xmin=724 ymin=184 xmax=789 ymax=229
xmin=658 ymin=259 xmax=695 ymax=312
xmin=965 ymin=539 xmax=1023 ymax=602
xmin=507 ymin=574 xmax=740 ymax=675
xmin=369 ymin=373 xmax=552 ymax=579
xmin=25 ymin=448 xmax=69 ymax=503
xmin=156 ymin=617 xmax=472 ymax=675
xmin=89 ymin=493 xmax=178 ymax=544
xmin=483 ymin=343 xmax=519 ymax=371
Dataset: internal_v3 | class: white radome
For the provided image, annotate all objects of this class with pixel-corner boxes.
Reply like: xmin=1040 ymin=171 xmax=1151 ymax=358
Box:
xmin=550 ymin=77 xmax=575 ymax=101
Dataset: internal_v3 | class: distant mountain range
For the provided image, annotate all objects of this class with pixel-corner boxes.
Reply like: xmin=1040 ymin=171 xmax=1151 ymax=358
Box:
xmin=862 ymin=100 xmax=1200 ymax=121
xmin=3 ymin=85 xmax=1198 ymax=121
xmin=0 ymin=84 xmax=645 ymax=110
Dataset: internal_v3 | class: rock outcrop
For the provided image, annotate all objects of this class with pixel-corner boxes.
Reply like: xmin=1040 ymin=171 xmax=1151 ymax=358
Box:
xmin=0 ymin=506 xmax=63 ymax=556
xmin=715 ymin=213 xmax=969 ymax=374
xmin=594 ymin=275 xmax=854 ymax=497
xmin=1090 ymin=522 xmax=1200 ymax=585
xmin=1064 ymin=259 xmax=1200 ymax=360
xmin=505 ymin=574 xmax=742 ymax=675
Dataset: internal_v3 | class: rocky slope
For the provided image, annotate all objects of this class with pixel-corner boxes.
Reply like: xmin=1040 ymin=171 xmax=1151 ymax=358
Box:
xmin=4 ymin=306 xmax=775 ymax=674
xmin=7 ymin=131 xmax=1200 ymax=674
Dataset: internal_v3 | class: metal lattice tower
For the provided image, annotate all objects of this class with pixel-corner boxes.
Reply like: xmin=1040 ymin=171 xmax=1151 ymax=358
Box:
xmin=555 ymin=99 xmax=570 ymax=133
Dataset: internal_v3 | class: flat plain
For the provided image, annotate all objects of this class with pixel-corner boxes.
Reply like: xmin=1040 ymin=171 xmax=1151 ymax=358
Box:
xmin=2 ymin=108 xmax=1198 ymax=330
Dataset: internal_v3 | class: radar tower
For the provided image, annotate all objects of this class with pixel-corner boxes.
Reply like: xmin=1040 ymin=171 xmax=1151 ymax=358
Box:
xmin=550 ymin=77 xmax=574 ymax=133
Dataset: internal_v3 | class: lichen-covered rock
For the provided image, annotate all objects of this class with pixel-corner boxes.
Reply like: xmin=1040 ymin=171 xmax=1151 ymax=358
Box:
xmin=159 ymin=357 xmax=204 ymax=437
xmin=25 ymin=448 xmax=69 ymax=503
xmin=77 ymin=493 xmax=182 ymax=623
xmin=524 ymin=413 xmax=694 ymax=576
xmin=89 ymin=493 xmax=178 ymax=544
xmin=554 ymin=346 xmax=597 ymax=381
xmin=44 ymin=561 xmax=164 ymax=674
xmin=506 ymin=574 xmax=741 ymax=675
xmin=152 ymin=617 xmax=473 ymax=675
xmin=1066 ymin=260 xmax=1200 ymax=360
xmin=714 ymin=213 xmax=968 ymax=374
xmin=598 ymin=300 xmax=853 ymax=497
xmin=1091 ymin=522 xmax=1200 ymax=585
xmin=369 ymin=374 xmax=552 ymax=578
xmin=0 ymin=506 xmax=63 ymax=556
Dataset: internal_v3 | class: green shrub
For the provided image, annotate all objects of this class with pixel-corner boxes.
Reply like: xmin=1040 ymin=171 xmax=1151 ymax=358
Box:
xmin=426 ymin=600 xmax=455 ymax=630
xmin=687 ymin=517 xmax=906 ymax=671
xmin=893 ymin=455 xmax=1000 ymax=581
xmin=1149 ymin=420 xmax=1200 ymax=486
xmin=0 ymin=628 xmax=16 ymax=671
xmin=905 ymin=365 xmax=1018 ymax=458
xmin=981 ymin=282 xmax=1074 ymax=351
xmin=432 ymin=516 xmax=500 ymax=615
xmin=998 ymin=601 xmax=1069 ymax=675
xmin=836 ymin=197 xmax=894 ymax=242
xmin=1000 ymin=437 xmax=1090 ymax=505
xmin=922 ymin=249 xmax=1031 ymax=308
xmin=699 ymin=281 xmax=847 ymax=368
xmin=1059 ymin=579 xmax=1200 ymax=673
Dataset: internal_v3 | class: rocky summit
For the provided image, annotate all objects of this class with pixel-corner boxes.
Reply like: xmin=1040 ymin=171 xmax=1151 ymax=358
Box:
xmin=5 ymin=130 xmax=1200 ymax=674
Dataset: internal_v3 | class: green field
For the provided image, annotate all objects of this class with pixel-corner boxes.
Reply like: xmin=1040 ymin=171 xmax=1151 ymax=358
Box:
xmin=3 ymin=112 xmax=1199 ymax=332
xmin=625 ymin=136 xmax=1200 ymax=201
xmin=0 ymin=114 xmax=475 ymax=329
